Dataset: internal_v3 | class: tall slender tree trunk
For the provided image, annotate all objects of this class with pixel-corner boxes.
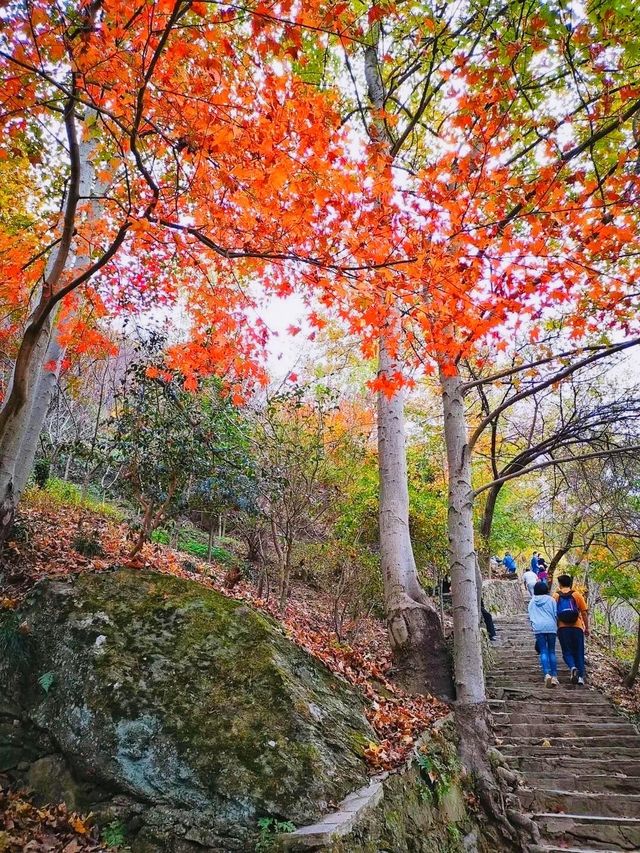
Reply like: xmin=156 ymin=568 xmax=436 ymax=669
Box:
xmin=12 ymin=325 xmax=66 ymax=501
xmin=0 ymin=109 xmax=105 ymax=543
xmin=378 ymin=341 xmax=453 ymax=700
xmin=439 ymin=365 xmax=535 ymax=845
xmin=440 ymin=366 xmax=485 ymax=708
xmin=625 ymin=615 xmax=640 ymax=688
xmin=361 ymin=29 xmax=452 ymax=700
xmin=207 ymin=523 xmax=214 ymax=561
xmin=478 ymin=483 xmax=501 ymax=574
xmin=0 ymin=316 xmax=56 ymax=535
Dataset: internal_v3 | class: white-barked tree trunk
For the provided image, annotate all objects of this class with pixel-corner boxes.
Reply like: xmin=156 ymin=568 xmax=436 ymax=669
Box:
xmin=378 ymin=341 xmax=453 ymax=699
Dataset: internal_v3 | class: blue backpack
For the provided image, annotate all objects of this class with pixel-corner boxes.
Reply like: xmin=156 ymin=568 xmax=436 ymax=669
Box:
xmin=557 ymin=591 xmax=579 ymax=625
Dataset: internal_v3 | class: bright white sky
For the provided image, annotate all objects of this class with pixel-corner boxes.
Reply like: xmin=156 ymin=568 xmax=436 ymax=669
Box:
xmin=262 ymin=293 xmax=307 ymax=378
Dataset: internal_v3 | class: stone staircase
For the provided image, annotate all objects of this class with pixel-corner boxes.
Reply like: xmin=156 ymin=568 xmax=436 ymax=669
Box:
xmin=489 ymin=613 xmax=640 ymax=852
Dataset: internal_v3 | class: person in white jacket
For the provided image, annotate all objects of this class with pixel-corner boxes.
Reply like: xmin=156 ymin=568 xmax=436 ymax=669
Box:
xmin=523 ymin=567 xmax=539 ymax=598
xmin=528 ymin=581 xmax=559 ymax=687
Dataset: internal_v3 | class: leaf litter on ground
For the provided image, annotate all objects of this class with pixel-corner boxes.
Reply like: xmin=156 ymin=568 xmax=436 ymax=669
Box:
xmin=0 ymin=787 xmax=106 ymax=852
xmin=1 ymin=501 xmax=448 ymax=774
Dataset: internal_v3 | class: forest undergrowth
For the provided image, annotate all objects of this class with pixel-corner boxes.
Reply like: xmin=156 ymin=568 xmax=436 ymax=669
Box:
xmin=0 ymin=493 xmax=448 ymax=773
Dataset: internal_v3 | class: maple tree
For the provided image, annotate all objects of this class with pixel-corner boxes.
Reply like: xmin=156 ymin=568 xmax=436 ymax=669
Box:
xmin=0 ymin=0 xmax=374 ymax=541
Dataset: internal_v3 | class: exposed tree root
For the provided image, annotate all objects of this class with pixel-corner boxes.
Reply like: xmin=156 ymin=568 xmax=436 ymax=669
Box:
xmin=456 ymin=702 xmax=539 ymax=852
xmin=387 ymin=592 xmax=454 ymax=701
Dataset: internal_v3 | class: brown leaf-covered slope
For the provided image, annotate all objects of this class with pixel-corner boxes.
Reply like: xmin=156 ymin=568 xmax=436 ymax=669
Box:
xmin=1 ymin=497 xmax=448 ymax=774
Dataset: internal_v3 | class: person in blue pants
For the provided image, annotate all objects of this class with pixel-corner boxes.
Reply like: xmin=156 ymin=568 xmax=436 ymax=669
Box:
xmin=554 ymin=574 xmax=589 ymax=685
xmin=528 ymin=581 xmax=559 ymax=688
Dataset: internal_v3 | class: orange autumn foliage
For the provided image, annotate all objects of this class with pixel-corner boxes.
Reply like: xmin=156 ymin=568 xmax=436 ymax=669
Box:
xmin=2 ymin=2 xmax=640 ymax=394
xmin=0 ymin=0 xmax=370 ymax=389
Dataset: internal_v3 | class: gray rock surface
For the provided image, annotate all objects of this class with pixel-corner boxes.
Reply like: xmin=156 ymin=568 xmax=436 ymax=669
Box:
xmin=0 ymin=570 xmax=375 ymax=851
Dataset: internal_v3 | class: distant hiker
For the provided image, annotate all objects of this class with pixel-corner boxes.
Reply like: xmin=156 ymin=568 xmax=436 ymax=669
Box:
xmin=481 ymin=597 xmax=497 ymax=642
xmin=503 ymin=552 xmax=517 ymax=573
xmin=536 ymin=558 xmax=549 ymax=584
xmin=528 ymin=581 xmax=559 ymax=688
xmin=537 ymin=566 xmax=549 ymax=584
xmin=489 ymin=555 xmax=501 ymax=575
xmin=523 ymin=566 xmax=539 ymax=598
xmin=553 ymin=573 xmax=589 ymax=686
xmin=530 ymin=552 xmax=540 ymax=572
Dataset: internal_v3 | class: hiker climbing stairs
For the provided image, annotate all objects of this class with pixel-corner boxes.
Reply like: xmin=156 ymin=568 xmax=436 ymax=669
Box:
xmin=489 ymin=612 xmax=640 ymax=852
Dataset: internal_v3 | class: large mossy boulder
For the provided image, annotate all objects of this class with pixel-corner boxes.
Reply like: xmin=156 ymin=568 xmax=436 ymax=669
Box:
xmin=0 ymin=570 xmax=375 ymax=851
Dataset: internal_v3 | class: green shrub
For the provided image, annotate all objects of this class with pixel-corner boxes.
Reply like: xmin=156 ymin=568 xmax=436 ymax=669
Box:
xmin=24 ymin=478 xmax=123 ymax=520
xmin=255 ymin=817 xmax=295 ymax=851
xmin=101 ymin=819 xmax=126 ymax=848
xmin=33 ymin=458 xmax=51 ymax=489
xmin=151 ymin=526 xmax=240 ymax=567
xmin=73 ymin=532 xmax=105 ymax=557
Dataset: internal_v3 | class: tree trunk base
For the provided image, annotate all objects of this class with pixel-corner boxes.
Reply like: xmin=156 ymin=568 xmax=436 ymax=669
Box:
xmin=0 ymin=492 xmax=16 ymax=549
xmin=455 ymin=701 xmax=540 ymax=851
xmin=387 ymin=595 xmax=454 ymax=701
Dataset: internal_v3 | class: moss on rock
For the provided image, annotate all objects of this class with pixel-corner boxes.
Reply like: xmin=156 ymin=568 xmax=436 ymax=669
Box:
xmin=1 ymin=570 xmax=375 ymax=851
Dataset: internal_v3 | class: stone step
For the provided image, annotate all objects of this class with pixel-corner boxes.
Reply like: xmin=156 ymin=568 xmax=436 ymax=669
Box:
xmin=489 ymin=684 xmax=595 ymax=694
xmin=492 ymin=712 xmax=624 ymax=725
xmin=489 ymin=700 xmax=616 ymax=715
xmin=490 ymin=673 xmax=580 ymax=682
xmin=489 ymin=665 xmax=591 ymax=673
xmin=493 ymin=627 xmax=545 ymax=631
xmin=490 ymin=699 xmax=627 ymax=715
xmin=495 ymin=722 xmax=638 ymax=738
xmin=532 ymin=813 xmax=640 ymax=850
xmin=489 ymin=682 xmax=582 ymax=689
xmin=488 ymin=685 xmax=598 ymax=695
xmin=490 ymin=699 xmax=614 ymax=712
xmin=531 ymin=846 xmax=624 ymax=853
xmin=518 ymin=788 xmax=640 ymax=819
xmin=504 ymin=749 xmax=640 ymax=765
xmin=499 ymin=741 xmax=640 ymax=756
xmin=490 ymin=664 xmax=573 ymax=672
xmin=523 ymin=774 xmax=640 ymax=794
xmin=509 ymin=757 xmax=640 ymax=777
xmin=490 ymin=664 xmax=592 ymax=672
xmin=492 ymin=635 xmax=541 ymax=640
xmin=493 ymin=638 xmax=573 ymax=644
xmin=488 ymin=673 xmax=590 ymax=683
xmin=498 ymin=735 xmax=638 ymax=750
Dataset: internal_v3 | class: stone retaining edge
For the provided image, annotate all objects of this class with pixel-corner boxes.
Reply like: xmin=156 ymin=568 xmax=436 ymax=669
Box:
xmin=279 ymin=712 xmax=455 ymax=850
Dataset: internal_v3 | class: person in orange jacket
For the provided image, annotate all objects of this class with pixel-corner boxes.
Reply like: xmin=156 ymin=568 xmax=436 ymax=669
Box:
xmin=553 ymin=573 xmax=589 ymax=686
